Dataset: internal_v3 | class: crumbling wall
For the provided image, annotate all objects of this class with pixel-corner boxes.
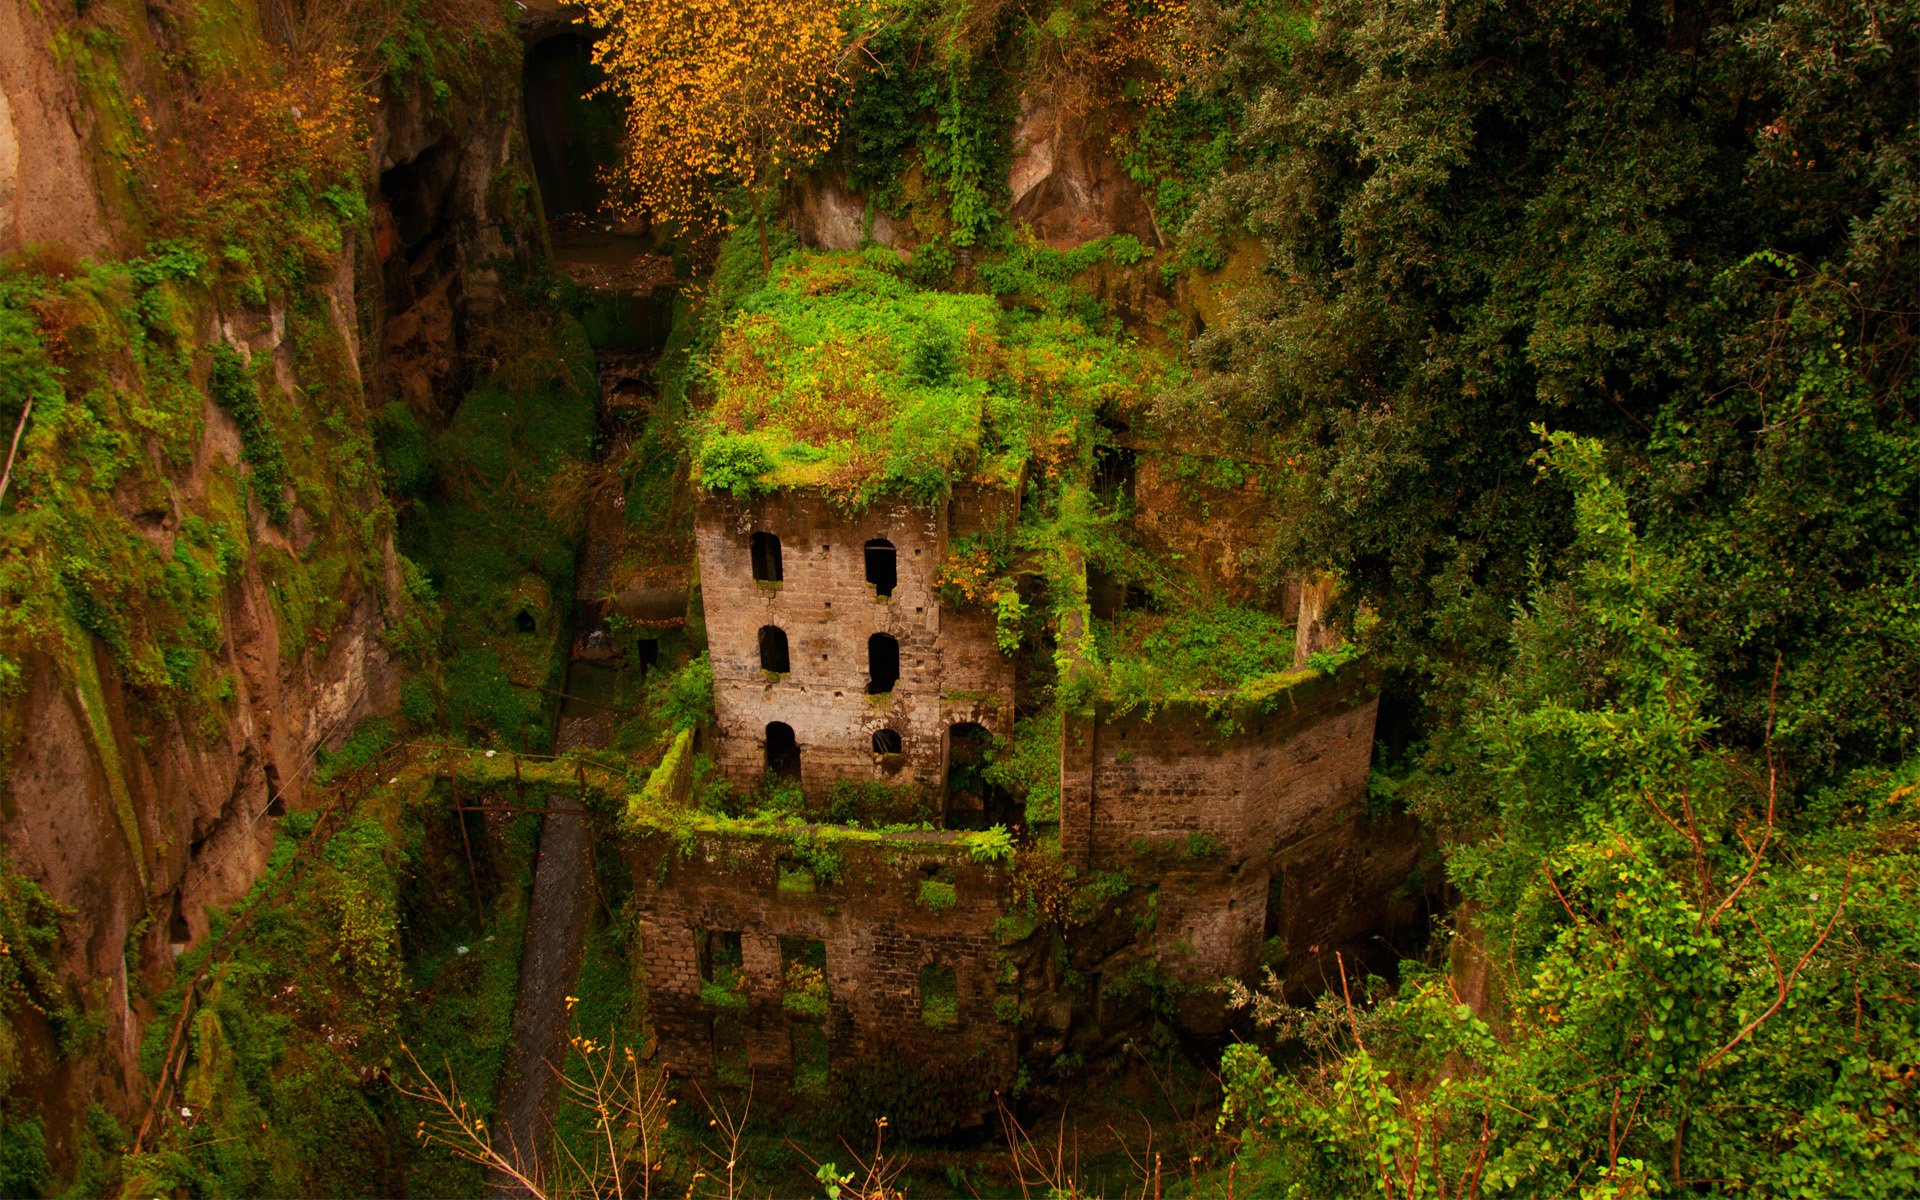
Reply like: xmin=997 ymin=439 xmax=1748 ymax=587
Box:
xmin=694 ymin=490 xmax=1016 ymax=806
xmin=1060 ymin=673 xmax=1424 ymax=1019
xmin=626 ymin=829 xmax=1017 ymax=1104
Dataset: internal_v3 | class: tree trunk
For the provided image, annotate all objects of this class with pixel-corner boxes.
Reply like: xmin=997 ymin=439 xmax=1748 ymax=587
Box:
xmin=756 ymin=189 xmax=771 ymax=274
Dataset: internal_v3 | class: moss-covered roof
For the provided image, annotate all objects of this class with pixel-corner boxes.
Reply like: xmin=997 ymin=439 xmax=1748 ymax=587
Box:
xmin=691 ymin=250 xmax=1153 ymax=507
xmin=1091 ymin=603 xmax=1305 ymax=705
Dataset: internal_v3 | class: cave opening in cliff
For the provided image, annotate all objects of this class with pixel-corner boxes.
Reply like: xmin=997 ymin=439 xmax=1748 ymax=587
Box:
xmin=521 ymin=32 xmax=618 ymax=218
xmin=168 ymin=891 xmax=191 ymax=946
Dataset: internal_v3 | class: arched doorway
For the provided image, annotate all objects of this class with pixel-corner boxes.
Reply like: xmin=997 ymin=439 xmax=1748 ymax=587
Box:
xmin=765 ymin=721 xmax=800 ymax=780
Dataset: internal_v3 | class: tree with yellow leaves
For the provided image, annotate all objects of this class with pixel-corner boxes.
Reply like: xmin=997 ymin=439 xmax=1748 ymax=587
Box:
xmin=576 ymin=0 xmax=853 ymax=266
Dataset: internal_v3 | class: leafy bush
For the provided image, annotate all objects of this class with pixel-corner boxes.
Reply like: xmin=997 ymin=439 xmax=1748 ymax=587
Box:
xmin=915 ymin=879 xmax=958 ymax=911
xmin=963 ymin=824 xmax=1014 ymax=865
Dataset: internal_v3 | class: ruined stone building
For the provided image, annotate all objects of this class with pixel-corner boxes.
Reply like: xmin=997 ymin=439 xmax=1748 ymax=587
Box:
xmin=622 ymin=253 xmax=1425 ymax=1107
xmin=695 ymin=480 xmax=1020 ymax=820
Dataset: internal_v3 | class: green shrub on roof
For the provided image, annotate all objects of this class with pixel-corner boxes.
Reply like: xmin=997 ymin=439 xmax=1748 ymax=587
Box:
xmin=691 ymin=251 xmax=1164 ymax=509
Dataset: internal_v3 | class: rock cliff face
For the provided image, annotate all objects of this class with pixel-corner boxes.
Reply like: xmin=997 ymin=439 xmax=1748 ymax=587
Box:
xmin=0 ymin=0 xmax=541 ymax=1155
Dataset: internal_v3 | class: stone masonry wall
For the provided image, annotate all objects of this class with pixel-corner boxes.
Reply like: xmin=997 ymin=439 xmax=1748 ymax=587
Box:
xmin=1061 ymin=673 xmax=1424 ymax=1015
xmin=627 ymin=829 xmax=1017 ymax=1105
xmin=694 ymin=490 xmax=1017 ymax=808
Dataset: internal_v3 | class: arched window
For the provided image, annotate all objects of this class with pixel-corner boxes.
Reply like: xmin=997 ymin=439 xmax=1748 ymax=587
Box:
xmin=750 ymin=531 xmax=783 ymax=583
xmin=864 ymin=538 xmax=896 ymax=597
xmin=866 ymin=633 xmax=900 ymax=695
xmin=871 ymin=728 xmax=903 ymax=755
xmin=758 ymin=625 xmax=790 ymax=674
xmin=765 ymin=721 xmax=800 ymax=779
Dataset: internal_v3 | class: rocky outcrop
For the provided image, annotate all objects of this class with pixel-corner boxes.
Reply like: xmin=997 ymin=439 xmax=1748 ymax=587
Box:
xmin=788 ymin=175 xmax=901 ymax=252
xmin=374 ymin=81 xmax=544 ymax=410
xmin=1007 ymin=96 xmax=1155 ymax=249
xmin=0 ymin=2 xmax=546 ymax=1165
xmin=0 ymin=0 xmax=111 ymax=256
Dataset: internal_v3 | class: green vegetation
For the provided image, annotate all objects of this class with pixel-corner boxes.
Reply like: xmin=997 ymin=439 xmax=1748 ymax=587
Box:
xmin=981 ymin=710 xmax=1062 ymax=823
xmin=1221 ymin=440 xmax=1920 ymax=1195
xmin=915 ymin=878 xmax=958 ymax=911
xmin=206 ymin=344 xmax=290 ymax=525
xmin=824 ymin=778 xmax=933 ymax=826
xmin=781 ymin=943 xmax=830 ymax=1021
xmin=693 ymin=249 xmax=1165 ymax=507
xmin=1092 ymin=602 xmax=1298 ymax=707
xmin=402 ymin=319 xmax=598 ymax=748
xmin=694 ymin=251 xmax=1009 ymax=503
xmin=118 ymin=781 xmax=541 ymax=1198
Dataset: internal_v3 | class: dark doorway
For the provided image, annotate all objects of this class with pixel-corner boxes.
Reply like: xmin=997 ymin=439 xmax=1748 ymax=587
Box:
xmin=514 ymin=607 xmax=537 ymax=633
xmin=866 ymin=633 xmax=900 ymax=694
xmin=766 ymin=721 xmax=800 ymax=779
xmin=759 ymin=626 xmax=791 ymax=674
xmin=945 ymin=722 xmax=991 ymax=829
xmin=751 ymin=531 xmax=784 ymax=583
xmin=864 ymin=538 xmax=896 ymax=597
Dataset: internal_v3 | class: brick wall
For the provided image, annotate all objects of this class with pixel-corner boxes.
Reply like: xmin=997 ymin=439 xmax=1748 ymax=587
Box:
xmin=626 ymin=828 xmax=1018 ymax=1101
xmin=694 ymin=489 xmax=1017 ymax=812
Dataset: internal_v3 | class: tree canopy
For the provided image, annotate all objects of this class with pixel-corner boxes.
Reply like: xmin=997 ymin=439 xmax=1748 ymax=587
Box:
xmin=577 ymin=0 xmax=852 ymax=256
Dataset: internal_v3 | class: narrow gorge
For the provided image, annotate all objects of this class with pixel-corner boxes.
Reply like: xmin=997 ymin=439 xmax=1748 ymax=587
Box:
xmin=2 ymin=0 xmax=1915 ymax=1196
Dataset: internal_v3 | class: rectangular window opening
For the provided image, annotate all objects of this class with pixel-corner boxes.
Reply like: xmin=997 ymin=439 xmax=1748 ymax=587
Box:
xmin=780 ymin=936 xmax=829 ymax=1022
xmin=790 ymin=1025 xmax=829 ymax=1095
xmin=920 ymin=963 xmax=958 ymax=1029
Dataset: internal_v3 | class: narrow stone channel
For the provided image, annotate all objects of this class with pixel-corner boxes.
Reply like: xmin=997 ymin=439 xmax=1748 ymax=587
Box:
xmin=488 ymin=350 xmax=652 ymax=1194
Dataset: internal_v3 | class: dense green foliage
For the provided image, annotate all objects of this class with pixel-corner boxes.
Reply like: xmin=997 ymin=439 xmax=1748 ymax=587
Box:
xmin=399 ymin=320 xmax=599 ymax=747
xmin=693 ymin=248 xmax=1162 ymax=507
xmin=1182 ymin=0 xmax=1918 ymax=778
xmin=1188 ymin=0 xmax=1920 ymax=1190
xmin=119 ymin=788 xmax=542 ymax=1198
xmin=1222 ymin=439 xmax=1920 ymax=1194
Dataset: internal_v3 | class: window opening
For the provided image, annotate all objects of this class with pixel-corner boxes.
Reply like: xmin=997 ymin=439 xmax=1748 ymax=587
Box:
xmin=1259 ymin=864 xmax=1290 ymax=960
xmin=758 ymin=626 xmax=791 ymax=674
xmin=790 ymin=1025 xmax=829 ymax=1095
xmin=765 ymin=722 xmax=800 ymax=780
xmin=944 ymin=722 xmax=994 ymax=830
xmin=920 ymin=964 xmax=958 ymax=1028
xmin=514 ymin=607 xmax=537 ymax=633
xmin=638 ymin=638 xmax=659 ymax=673
xmin=698 ymin=930 xmax=744 ymax=988
xmin=780 ymin=937 xmax=829 ymax=1022
xmin=750 ymin=531 xmax=783 ymax=582
xmin=712 ymin=1014 xmax=750 ymax=1084
xmin=871 ymin=728 xmax=903 ymax=755
xmin=866 ymin=633 xmax=900 ymax=694
xmin=864 ymin=538 xmax=897 ymax=597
